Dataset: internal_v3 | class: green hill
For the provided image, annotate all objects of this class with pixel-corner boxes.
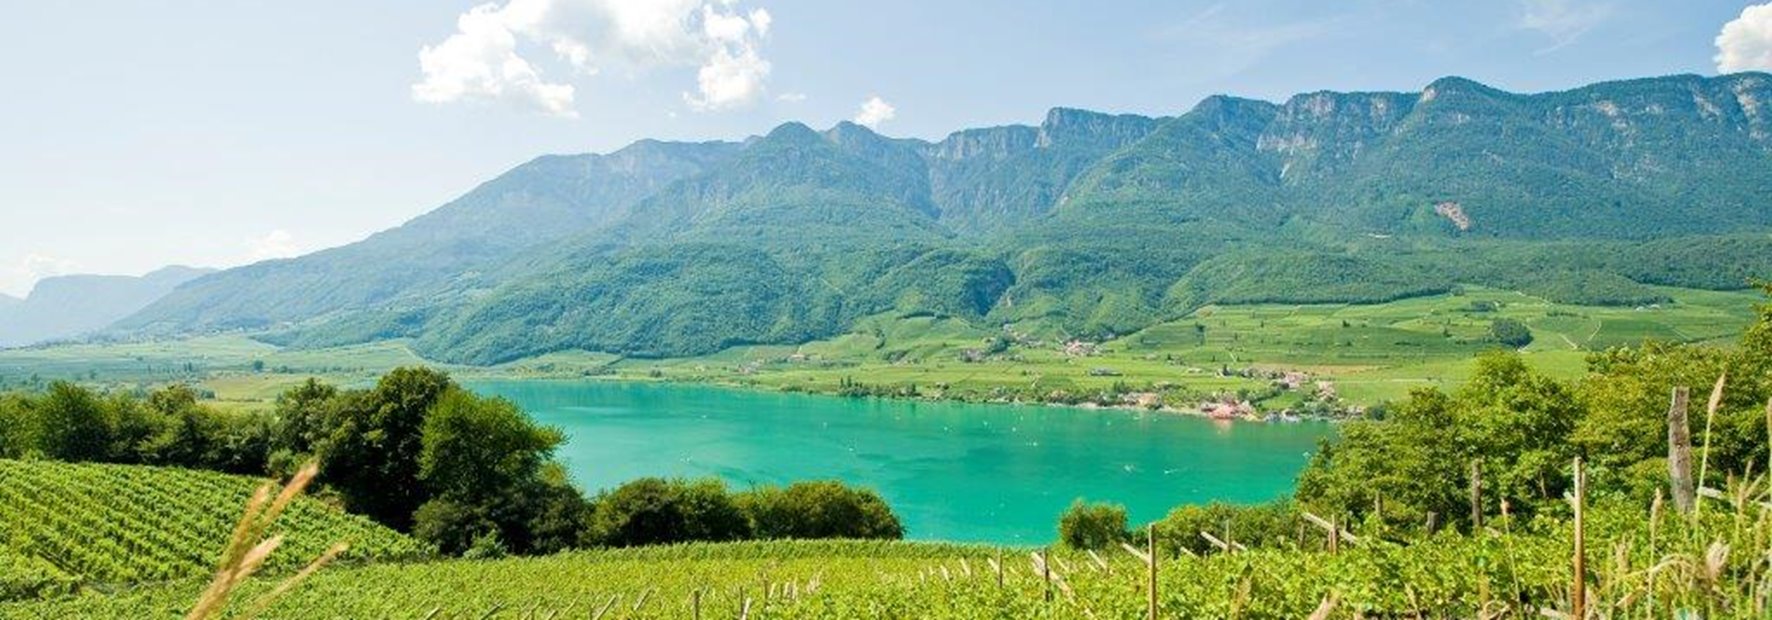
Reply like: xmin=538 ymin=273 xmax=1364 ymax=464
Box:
xmin=0 ymin=460 xmax=428 ymax=599
xmin=111 ymin=73 xmax=1772 ymax=363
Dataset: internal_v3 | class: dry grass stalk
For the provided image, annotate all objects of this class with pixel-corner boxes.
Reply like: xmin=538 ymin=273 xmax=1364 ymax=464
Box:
xmin=187 ymin=462 xmax=340 ymax=620
xmin=1698 ymin=374 xmax=1728 ymax=513
xmin=1307 ymin=593 xmax=1339 ymax=620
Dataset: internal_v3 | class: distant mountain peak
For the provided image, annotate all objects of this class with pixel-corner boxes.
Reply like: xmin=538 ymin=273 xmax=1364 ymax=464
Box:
xmin=764 ymin=121 xmax=822 ymax=143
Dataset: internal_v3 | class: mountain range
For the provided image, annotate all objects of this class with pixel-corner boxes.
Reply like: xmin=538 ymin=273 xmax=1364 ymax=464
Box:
xmin=0 ymin=266 xmax=213 ymax=347
xmin=112 ymin=73 xmax=1772 ymax=364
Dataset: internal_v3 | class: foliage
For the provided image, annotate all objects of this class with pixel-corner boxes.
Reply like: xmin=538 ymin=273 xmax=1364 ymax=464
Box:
xmin=735 ymin=481 xmax=904 ymax=541
xmin=1056 ymin=499 xmax=1129 ymax=550
xmin=587 ymin=478 xmax=751 ymax=547
xmin=1487 ymin=318 xmax=1533 ymax=348
xmin=0 ymin=459 xmax=426 ymax=595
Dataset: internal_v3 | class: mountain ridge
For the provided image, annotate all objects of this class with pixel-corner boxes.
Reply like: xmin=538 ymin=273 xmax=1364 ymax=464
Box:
xmin=115 ymin=72 xmax=1772 ymax=363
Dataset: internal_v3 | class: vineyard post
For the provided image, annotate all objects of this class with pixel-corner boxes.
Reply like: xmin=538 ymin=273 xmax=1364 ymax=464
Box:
xmin=1042 ymin=548 xmax=1053 ymax=603
xmin=1469 ymin=459 xmax=1483 ymax=530
xmin=1425 ymin=511 xmax=1438 ymax=534
xmin=1572 ymin=456 xmax=1586 ymax=620
xmin=995 ymin=548 xmax=1004 ymax=588
xmin=691 ymin=589 xmax=701 ymax=620
xmin=1765 ymin=398 xmax=1772 ymax=479
xmin=1668 ymin=387 xmax=1696 ymax=513
xmin=1147 ymin=523 xmax=1158 ymax=620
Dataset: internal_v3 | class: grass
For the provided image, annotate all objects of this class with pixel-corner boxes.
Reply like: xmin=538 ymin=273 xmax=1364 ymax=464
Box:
xmin=0 ymin=285 xmax=1757 ymax=410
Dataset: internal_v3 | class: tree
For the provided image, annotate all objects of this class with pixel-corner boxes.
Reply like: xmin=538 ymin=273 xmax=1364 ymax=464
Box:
xmin=414 ymin=388 xmax=571 ymax=554
xmin=589 ymin=478 xmax=751 ymax=547
xmin=1488 ymin=318 xmax=1533 ymax=348
xmin=419 ymin=389 xmax=562 ymax=500
xmin=32 ymin=382 xmax=111 ymax=462
xmin=317 ymin=367 xmax=454 ymax=530
xmin=736 ymin=481 xmax=903 ymax=540
xmin=1057 ymin=499 xmax=1128 ymax=550
xmin=269 ymin=378 xmax=339 ymax=467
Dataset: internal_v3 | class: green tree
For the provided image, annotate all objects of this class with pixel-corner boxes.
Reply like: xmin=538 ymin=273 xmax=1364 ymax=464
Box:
xmin=317 ymin=367 xmax=454 ymax=530
xmin=1056 ymin=499 xmax=1128 ymax=550
xmin=736 ymin=481 xmax=903 ymax=540
xmin=1488 ymin=318 xmax=1533 ymax=348
xmin=32 ymin=382 xmax=111 ymax=462
xmin=589 ymin=478 xmax=751 ymax=547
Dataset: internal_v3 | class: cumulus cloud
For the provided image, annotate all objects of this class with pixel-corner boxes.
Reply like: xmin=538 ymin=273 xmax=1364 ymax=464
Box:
xmin=0 ymin=253 xmax=81 ymax=298
xmin=1717 ymin=3 xmax=1772 ymax=73
xmin=412 ymin=0 xmax=774 ymax=117
xmin=852 ymin=96 xmax=896 ymax=129
xmin=1517 ymin=0 xmax=1614 ymax=54
xmin=245 ymin=230 xmax=302 ymax=262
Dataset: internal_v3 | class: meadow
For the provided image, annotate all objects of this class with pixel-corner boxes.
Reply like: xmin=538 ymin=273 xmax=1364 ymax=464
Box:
xmin=0 ymin=284 xmax=1757 ymax=411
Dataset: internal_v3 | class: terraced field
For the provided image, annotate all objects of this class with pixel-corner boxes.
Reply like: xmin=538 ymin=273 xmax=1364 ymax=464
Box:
xmin=0 ymin=460 xmax=429 ymax=598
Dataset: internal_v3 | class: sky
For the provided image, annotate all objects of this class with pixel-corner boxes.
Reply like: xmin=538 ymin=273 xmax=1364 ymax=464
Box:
xmin=3 ymin=0 xmax=1772 ymax=298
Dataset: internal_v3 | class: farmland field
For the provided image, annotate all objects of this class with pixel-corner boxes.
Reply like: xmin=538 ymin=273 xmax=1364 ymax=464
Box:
xmin=0 ymin=285 xmax=1757 ymax=410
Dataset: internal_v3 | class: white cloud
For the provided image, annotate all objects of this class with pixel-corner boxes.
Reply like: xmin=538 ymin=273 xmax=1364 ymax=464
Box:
xmin=413 ymin=0 xmax=774 ymax=117
xmin=413 ymin=3 xmax=578 ymax=117
xmin=244 ymin=230 xmax=302 ymax=263
xmin=852 ymin=96 xmax=896 ymax=129
xmin=1717 ymin=3 xmax=1772 ymax=73
xmin=0 ymin=254 xmax=81 ymax=298
xmin=1518 ymin=0 xmax=1614 ymax=54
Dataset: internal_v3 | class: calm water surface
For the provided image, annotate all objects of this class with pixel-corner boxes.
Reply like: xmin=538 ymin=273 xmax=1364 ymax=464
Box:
xmin=467 ymin=380 xmax=1333 ymax=544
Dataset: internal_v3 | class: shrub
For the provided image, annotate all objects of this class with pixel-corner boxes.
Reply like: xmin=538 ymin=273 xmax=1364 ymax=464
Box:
xmin=736 ymin=481 xmax=904 ymax=540
xmin=589 ymin=478 xmax=751 ymax=547
xmin=1057 ymin=499 xmax=1129 ymax=550
xmin=1488 ymin=318 xmax=1533 ymax=348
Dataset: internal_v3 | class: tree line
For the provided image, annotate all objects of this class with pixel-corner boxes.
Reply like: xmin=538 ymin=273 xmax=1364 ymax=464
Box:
xmin=1056 ymin=285 xmax=1772 ymax=553
xmin=0 ymin=368 xmax=902 ymax=557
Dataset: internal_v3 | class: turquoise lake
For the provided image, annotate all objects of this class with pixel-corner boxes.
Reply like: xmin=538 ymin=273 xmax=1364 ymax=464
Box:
xmin=467 ymin=380 xmax=1333 ymax=544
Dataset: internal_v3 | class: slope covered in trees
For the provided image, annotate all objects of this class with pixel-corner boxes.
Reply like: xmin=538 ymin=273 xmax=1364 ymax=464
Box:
xmin=115 ymin=73 xmax=1772 ymax=363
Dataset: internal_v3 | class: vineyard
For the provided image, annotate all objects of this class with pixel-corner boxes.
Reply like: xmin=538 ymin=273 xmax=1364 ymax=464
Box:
xmin=7 ymin=483 xmax=1772 ymax=619
xmin=0 ymin=459 xmax=429 ymax=599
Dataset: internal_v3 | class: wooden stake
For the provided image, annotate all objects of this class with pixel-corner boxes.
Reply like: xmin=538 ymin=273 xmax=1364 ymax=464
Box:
xmin=1572 ymin=456 xmax=1586 ymax=620
xmin=1147 ymin=524 xmax=1158 ymax=620
xmin=994 ymin=549 xmax=1004 ymax=588
xmin=1668 ymin=387 xmax=1696 ymax=513
xmin=1042 ymin=549 xmax=1053 ymax=603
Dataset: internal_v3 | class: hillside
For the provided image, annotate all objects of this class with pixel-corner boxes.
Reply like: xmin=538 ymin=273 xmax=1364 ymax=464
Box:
xmin=0 ymin=460 xmax=427 ymax=599
xmin=114 ymin=73 xmax=1772 ymax=363
xmin=0 ymin=267 xmax=212 ymax=348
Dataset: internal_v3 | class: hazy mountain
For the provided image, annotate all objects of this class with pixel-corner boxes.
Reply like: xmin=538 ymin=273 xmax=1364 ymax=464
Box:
xmin=120 ymin=140 xmax=741 ymax=333
xmin=116 ymin=73 xmax=1772 ymax=363
xmin=0 ymin=266 xmax=213 ymax=347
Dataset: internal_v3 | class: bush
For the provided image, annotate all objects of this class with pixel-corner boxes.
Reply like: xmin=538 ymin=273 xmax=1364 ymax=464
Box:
xmin=589 ymin=478 xmax=751 ymax=547
xmin=1057 ymin=499 xmax=1129 ymax=550
xmin=736 ymin=481 xmax=904 ymax=540
xmin=1488 ymin=318 xmax=1533 ymax=348
xmin=1155 ymin=501 xmax=1299 ymax=556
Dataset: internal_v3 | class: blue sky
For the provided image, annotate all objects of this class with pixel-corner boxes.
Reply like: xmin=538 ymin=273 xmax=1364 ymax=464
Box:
xmin=2 ymin=0 xmax=1770 ymax=297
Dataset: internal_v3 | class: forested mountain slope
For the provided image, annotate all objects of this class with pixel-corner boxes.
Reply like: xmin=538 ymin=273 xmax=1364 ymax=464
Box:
xmin=117 ymin=73 xmax=1772 ymax=363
